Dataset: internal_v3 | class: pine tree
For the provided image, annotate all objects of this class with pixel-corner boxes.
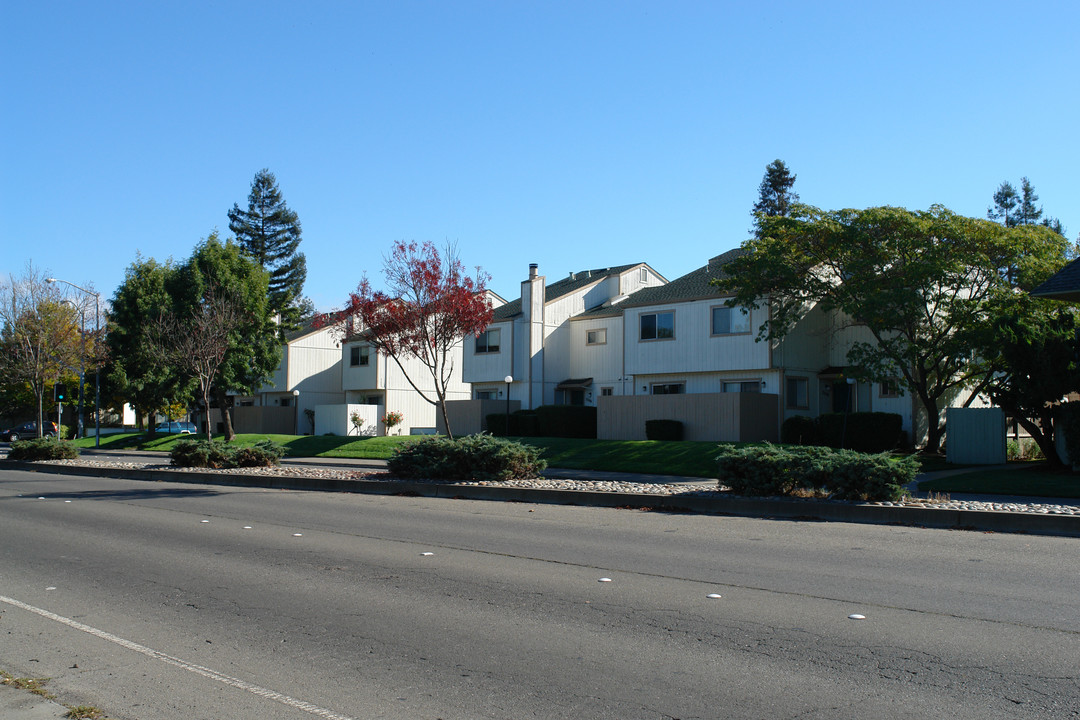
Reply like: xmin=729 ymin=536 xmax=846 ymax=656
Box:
xmin=1017 ymin=177 xmax=1043 ymax=226
xmin=752 ymin=160 xmax=799 ymax=236
xmin=228 ymin=169 xmax=308 ymax=333
xmin=988 ymin=181 xmax=1019 ymax=227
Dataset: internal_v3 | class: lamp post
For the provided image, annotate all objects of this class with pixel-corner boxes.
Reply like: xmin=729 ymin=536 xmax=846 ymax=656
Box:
xmin=61 ymin=299 xmax=86 ymax=439
xmin=503 ymin=375 xmax=513 ymax=436
xmin=47 ymin=278 xmax=101 ymax=447
xmin=292 ymin=389 xmax=301 ymax=435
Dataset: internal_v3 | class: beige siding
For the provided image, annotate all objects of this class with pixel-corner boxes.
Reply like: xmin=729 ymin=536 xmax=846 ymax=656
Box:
xmin=569 ymin=317 xmax=624 ymax=397
xmin=462 ymin=320 xmax=513 ymax=383
xmin=598 ymin=392 xmax=778 ymax=442
xmin=624 ymin=300 xmax=770 ymax=376
xmin=437 ymin=399 xmax=522 ymax=436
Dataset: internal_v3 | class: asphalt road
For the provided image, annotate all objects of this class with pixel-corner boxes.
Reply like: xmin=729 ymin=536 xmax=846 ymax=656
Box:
xmin=1 ymin=468 xmax=1077 ymax=720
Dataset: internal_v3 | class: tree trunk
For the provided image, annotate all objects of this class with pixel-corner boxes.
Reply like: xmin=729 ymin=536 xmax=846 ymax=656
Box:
xmin=921 ymin=393 xmax=943 ymax=454
xmin=1015 ymin=414 xmax=1064 ymax=470
xmin=214 ymin=388 xmax=236 ymax=442
xmin=437 ymin=389 xmax=454 ymax=440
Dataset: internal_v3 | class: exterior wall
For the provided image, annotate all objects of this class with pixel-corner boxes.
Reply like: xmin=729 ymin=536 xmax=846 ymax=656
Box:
xmin=341 ymin=338 xmax=470 ymax=435
xmin=623 ymin=299 xmax=770 ymax=376
xmin=314 ymin=403 xmax=380 ymax=437
xmin=437 ymin=399 xmax=522 ymax=436
xmin=461 ymin=320 xmax=513 ymax=384
xmin=568 ymin=317 xmax=625 ymax=399
xmin=598 ymin=392 xmax=778 ymax=442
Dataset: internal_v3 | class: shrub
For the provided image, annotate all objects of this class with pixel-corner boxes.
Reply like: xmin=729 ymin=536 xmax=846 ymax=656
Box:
xmin=388 ymin=434 xmax=547 ymax=482
xmin=171 ymin=439 xmax=232 ymax=468
xmin=645 ymin=419 xmax=683 ymax=441
xmin=816 ymin=412 xmax=903 ymax=453
xmin=780 ymin=415 xmax=819 ymax=445
xmin=715 ymin=443 xmax=913 ymax=502
xmin=535 ymin=405 xmax=597 ymax=438
xmin=230 ymin=440 xmax=286 ymax=467
xmin=8 ymin=437 xmax=80 ymax=461
xmin=170 ymin=439 xmax=286 ymax=469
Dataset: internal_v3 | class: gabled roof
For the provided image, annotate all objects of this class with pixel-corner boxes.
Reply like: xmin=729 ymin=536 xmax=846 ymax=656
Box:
xmin=1031 ymin=257 xmax=1080 ymax=301
xmin=575 ymin=248 xmax=748 ymax=319
xmin=492 ymin=263 xmax=647 ymax=321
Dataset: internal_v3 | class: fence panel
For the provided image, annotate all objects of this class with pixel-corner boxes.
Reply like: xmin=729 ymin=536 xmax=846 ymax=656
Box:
xmin=946 ymin=407 xmax=1006 ymax=465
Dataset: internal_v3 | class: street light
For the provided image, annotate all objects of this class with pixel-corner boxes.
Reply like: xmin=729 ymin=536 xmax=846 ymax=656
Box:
xmin=47 ymin=278 xmax=101 ymax=447
xmin=504 ymin=375 xmax=513 ymax=436
xmin=293 ymin=389 xmax=301 ymax=435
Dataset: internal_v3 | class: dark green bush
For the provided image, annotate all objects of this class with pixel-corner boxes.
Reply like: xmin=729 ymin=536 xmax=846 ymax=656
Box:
xmin=170 ymin=439 xmax=286 ymax=469
xmin=388 ymin=434 xmax=547 ymax=482
xmin=814 ymin=412 xmax=903 ymax=453
xmin=780 ymin=415 xmax=820 ymax=445
xmin=8 ymin=437 xmax=80 ymax=461
xmin=230 ymin=440 xmax=286 ymax=467
xmin=535 ymin=405 xmax=597 ymax=438
xmin=715 ymin=443 xmax=913 ymax=502
xmin=486 ymin=410 xmax=539 ymax=437
xmin=645 ymin=419 xmax=683 ymax=441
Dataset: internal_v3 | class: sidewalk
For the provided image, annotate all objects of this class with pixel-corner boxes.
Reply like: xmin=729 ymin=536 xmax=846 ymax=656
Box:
xmin=0 ymin=683 xmax=71 ymax=720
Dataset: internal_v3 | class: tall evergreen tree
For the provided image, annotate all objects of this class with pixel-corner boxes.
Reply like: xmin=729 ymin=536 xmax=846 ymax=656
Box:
xmin=228 ymin=169 xmax=308 ymax=333
xmin=752 ymin=160 xmax=799 ymax=236
xmin=1017 ymin=177 xmax=1042 ymax=226
xmin=988 ymin=181 xmax=1019 ymax=226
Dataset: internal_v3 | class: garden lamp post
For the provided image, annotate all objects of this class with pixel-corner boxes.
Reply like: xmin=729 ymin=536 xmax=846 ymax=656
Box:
xmin=293 ymin=389 xmax=301 ymax=435
xmin=47 ymin=278 xmax=101 ymax=447
xmin=504 ymin=375 xmax=513 ymax=436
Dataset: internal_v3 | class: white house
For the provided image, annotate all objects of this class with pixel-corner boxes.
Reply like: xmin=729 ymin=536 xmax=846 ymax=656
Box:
xmin=462 ymin=262 xmax=667 ymax=409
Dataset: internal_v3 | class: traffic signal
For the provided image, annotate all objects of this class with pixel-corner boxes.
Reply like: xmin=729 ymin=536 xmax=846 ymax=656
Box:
xmin=55 ymin=383 xmax=67 ymax=402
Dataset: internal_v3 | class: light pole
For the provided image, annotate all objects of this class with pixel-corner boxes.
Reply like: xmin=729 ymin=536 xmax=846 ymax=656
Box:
xmin=293 ymin=389 xmax=301 ymax=435
xmin=503 ymin=375 xmax=513 ymax=436
xmin=62 ymin=299 xmax=86 ymax=439
xmin=47 ymin=278 xmax=101 ymax=447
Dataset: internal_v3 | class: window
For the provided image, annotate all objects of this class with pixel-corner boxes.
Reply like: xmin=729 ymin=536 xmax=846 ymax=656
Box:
xmin=640 ymin=267 xmax=648 ymax=283
xmin=350 ymin=345 xmax=370 ymax=367
xmin=640 ymin=311 xmax=674 ymax=340
xmin=711 ymin=305 xmax=750 ymax=335
xmin=475 ymin=328 xmax=500 ymax=353
xmin=786 ymin=377 xmax=809 ymax=409
xmin=879 ymin=378 xmax=902 ymax=398
xmin=651 ymin=383 xmax=684 ymax=395
xmin=586 ymin=328 xmax=607 ymax=345
xmin=600 ymin=387 xmax=613 ymax=396
xmin=723 ymin=381 xmax=761 ymax=393
xmin=475 ymin=390 xmax=496 ymax=400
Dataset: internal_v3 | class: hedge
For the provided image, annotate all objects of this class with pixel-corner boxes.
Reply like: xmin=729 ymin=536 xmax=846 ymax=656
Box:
xmin=645 ymin=419 xmax=683 ymax=441
xmin=715 ymin=443 xmax=915 ymax=502
xmin=486 ymin=409 xmax=539 ymax=437
xmin=8 ymin=437 xmax=80 ymax=461
xmin=781 ymin=412 xmax=903 ymax=453
xmin=488 ymin=406 xmax=596 ymax=438
xmin=170 ymin=439 xmax=285 ymax=469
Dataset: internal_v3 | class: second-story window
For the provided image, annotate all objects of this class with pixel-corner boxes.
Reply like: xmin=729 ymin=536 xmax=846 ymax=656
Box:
xmin=586 ymin=328 xmax=607 ymax=345
xmin=350 ymin=346 xmax=370 ymax=366
xmin=640 ymin=311 xmax=674 ymax=341
xmin=711 ymin=305 xmax=750 ymax=335
xmin=475 ymin=328 xmax=501 ymax=354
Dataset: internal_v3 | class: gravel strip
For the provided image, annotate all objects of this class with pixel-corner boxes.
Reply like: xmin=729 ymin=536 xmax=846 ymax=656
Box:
xmin=27 ymin=458 xmax=1080 ymax=517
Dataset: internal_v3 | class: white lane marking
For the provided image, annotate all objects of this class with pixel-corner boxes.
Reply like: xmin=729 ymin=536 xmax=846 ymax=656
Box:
xmin=0 ymin=595 xmax=357 ymax=720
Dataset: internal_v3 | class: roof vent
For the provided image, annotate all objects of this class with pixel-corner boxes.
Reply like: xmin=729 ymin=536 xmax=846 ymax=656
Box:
xmin=529 ymin=263 xmax=538 ymax=279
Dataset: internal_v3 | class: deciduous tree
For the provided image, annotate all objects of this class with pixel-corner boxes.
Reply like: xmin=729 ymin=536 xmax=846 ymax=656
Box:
xmin=0 ymin=264 xmax=82 ymax=434
xmin=714 ymin=204 xmax=1068 ymax=453
xmin=330 ymin=241 xmax=493 ymax=439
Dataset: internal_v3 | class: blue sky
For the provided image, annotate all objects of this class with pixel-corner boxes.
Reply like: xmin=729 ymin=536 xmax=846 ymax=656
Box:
xmin=3 ymin=1 xmax=1077 ymax=310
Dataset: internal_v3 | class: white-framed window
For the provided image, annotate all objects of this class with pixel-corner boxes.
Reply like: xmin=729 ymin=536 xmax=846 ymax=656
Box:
xmin=600 ymin=387 xmax=613 ymax=396
xmin=350 ymin=345 xmax=370 ymax=367
xmin=640 ymin=267 xmax=648 ymax=283
xmin=723 ymin=381 xmax=761 ymax=393
xmin=640 ymin=311 xmax=674 ymax=341
xmin=586 ymin=328 xmax=607 ymax=346
xmin=711 ymin=305 xmax=750 ymax=335
xmin=475 ymin=389 xmax=497 ymax=400
xmin=651 ymin=382 xmax=684 ymax=395
xmin=785 ymin=377 xmax=809 ymax=409
xmin=475 ymin=328 xmax=501 ymax=354
xmin=879 ymin=378 xmax=902 ymax=398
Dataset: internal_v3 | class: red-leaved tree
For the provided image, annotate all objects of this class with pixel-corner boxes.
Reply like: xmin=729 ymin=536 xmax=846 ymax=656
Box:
xmin=333 ymin=241 xmax=493 ymax=439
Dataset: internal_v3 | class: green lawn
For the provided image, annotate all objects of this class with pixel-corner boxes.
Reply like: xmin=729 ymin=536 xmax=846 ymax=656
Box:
xmin=917 ymin=464 xmax=1080 ymax=499
xmin=72 ymin=433 xmax=725 ymax=477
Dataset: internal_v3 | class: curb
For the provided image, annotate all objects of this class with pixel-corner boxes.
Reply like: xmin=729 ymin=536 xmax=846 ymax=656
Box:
xmin=6 ymin=461 xmax=1080 ymax=538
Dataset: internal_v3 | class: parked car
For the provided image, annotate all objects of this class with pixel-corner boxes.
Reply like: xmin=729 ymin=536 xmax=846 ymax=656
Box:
xmin=154 ymin=421 xmax=198 ymax=434
xmin=1 ymin=421 xmax=59 ymax=442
